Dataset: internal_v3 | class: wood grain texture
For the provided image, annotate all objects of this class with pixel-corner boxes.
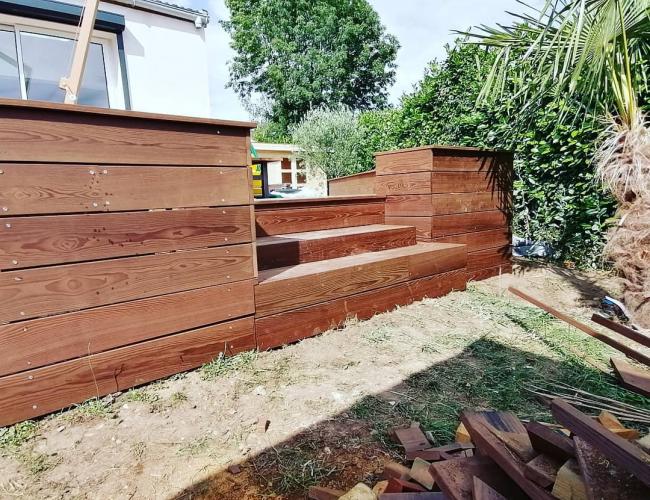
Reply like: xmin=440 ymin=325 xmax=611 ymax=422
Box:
xmin=386 ymin=211 xmax=509 ymax=240
xmin=376 ymin=172 xmax=433 ymax=196
xmin=375 ymin=146 xmax=512 ymax=174
xmin=0 ymin=244 xmax=254 ymax=322
xmin=0 ymin=106 xmax=251 ymax=165
xmin=375 ymin=148 xmax=433 ymax=175
xmin=610 ymin=358 xmax=650 ymax=398
xmin=434 ymin=228 xmax=510 ymax=253
xmin=254 ymin=195 xmax=384 ymax=210
xmin=0 ymin=207 xmax=252 ymax=270
xmin=376 ymin=172 xmax=509 ymax=196
xmin=551 ymin=399 xmax=650 ymax=488
xmin=328 ymin=170 xmax=376 ymax=196
xmin=469 ymin=264 xmax=513 ymax=282
xmin=574 ymin=436 xmax=650 ymax=499
xmin=467 ymin=245 xmax=512 ymax=272
xmin=0 ymin=164 xmax=250 ymax=215
xmin=255 ymin=243 xmax=466 ymax=317
xmin=255 ymin=202 xmax=384 ymax=236
xmin=256 ymin=225 xmax=416 ymax=270
xmin=0 ymin=279 xmax=255 ymax=377
xmin=385 ymin=192 xmax=508 ymax=217
xmin=0 ymin=317 xmax=255 ymax=427
xmin=256 ymin=269 xmax=467 ymax=349
xmin=592 ymin=314 xmax=650 ymax=348
xmin=525 ymin=421 xmax=575 ymax=461
xmin=509 ymin=287 xmax=650 ymax=367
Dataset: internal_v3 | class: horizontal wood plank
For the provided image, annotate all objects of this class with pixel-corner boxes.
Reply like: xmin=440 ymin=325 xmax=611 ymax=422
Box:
xmin=255 ymin=202 xmax=384 ymax=236
xmin=256 ymin=269 xmax=467 ymax=349
xmin=386 ymin=211 xmax=509 ymax=239
xmin=376 ymin=172 xmax=433 ymax=196
xmin=469 ymin=264 xmax=513 ymax=282
xmin=0 ymin=279 xmax=255 ymax=377
xmin=328 ymin=170 xmax=376 ymax=196
xmin=467 ymin=245 xmax=512 ymax=272
xmin=434 ymin=229 xmax=511 ymax=253
xmin=385 ymin=192 xmax=509 ymax=216
xmin=0 ymin=106 xmax=251 ymax=165
xmin=0 ymin=317 xmax=255 ymax=427
xmin=0 ymin=207 xmax=252 ymax=270
xmin=375 ymin=149 xmax=433 ymax=175
xmin=0 ymin=244 xmax=254 ymax=322
xmin=0 ymin=164 xmax=250 ymax=215
xmin=376 ymin=172 xmax=510 ymax=196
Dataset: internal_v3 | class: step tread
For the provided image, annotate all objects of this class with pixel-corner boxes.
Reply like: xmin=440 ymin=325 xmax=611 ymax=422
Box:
xmin=256 ymin=224 xmax=413 ymax=246
xmin=257 ymin=242 xmax=466 ymax=283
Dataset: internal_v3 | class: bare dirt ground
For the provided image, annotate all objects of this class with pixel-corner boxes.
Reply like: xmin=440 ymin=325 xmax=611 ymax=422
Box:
xmin=2 ymin=260 xmax=649 ymax=500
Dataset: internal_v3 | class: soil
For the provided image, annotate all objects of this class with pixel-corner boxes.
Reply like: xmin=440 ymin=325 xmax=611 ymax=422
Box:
xmin=0 ymin=260 xmax=639 ymax=499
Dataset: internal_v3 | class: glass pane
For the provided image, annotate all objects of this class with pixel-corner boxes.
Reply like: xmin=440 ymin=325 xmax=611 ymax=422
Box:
xmin=20 ymin=31 xmax=109 ymax=107
xmin=0 ymin=29 xmax=21 ymax=99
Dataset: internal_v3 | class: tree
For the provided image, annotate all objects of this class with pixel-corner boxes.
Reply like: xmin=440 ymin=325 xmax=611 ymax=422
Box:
xmin=463 ymin=0 xmax=650 ymax=326
xmin=291 ymin=106 xmax=366 ymax=179
xmin=221 ymin=0 xmax=399 ymax=132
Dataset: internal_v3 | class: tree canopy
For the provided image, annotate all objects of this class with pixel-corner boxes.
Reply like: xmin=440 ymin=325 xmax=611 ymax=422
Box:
xmin=221 ymin=0 xmax=399 ymax=132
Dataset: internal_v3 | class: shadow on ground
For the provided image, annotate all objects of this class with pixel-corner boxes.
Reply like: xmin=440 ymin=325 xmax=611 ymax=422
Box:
xmin=170 ymin=335 xmax=644 ymax=500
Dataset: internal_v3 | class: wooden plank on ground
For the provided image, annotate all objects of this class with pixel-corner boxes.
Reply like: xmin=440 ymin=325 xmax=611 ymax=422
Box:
xmin=574 ymin=436 xmax=650 ymax=499
xmin=610 ymin=358 xmax=650 ymax=398
xmin=255 ymin=269 xmax=467 ymax=349
xmin=509 ymin=288 xmax=650 ymax=367
xmin=524 ymin=454 xmax=563 ymax=488
xmin=551 ymin=398 xmax=650 ymax=488
xmin=0 ymin=244 xmax=254 ymax=322
xmin=0 ymin=165 xmax=250 ymax=215
xmin=461 ymin=412 xmax=554 ymax=500
xmin=592 ymin=314 xmax=650 ymax=348
xmin=0 ymin=316 xmax=255 ymax=427
xmin=255 ymin=203 xmax=385 ymax=236
xmin=430 ymin=455 xmax=526 ymax=500
xmin=0 ymin=279 xmax=255 ymax=377
xmin=0 ymin=207 xmax=252 ymax=270
xmin=0 ymin=105 xmax=251 ymax=165
xmin=552 ymin=458 xmax=587 ymax=500
xmin=394 ymin=425 xmax=430 ymax=452
xmin=524 ymin=421 xmax=575 ymax=461
xmin=472 ymin=477 xmax=507 ymax=500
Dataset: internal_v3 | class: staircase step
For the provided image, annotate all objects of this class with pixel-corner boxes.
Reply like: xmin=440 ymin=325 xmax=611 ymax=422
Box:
xmin=255 ymin=242 xmax=467 ymax=318
xmin=256 ymin=224 xmax=417 ymax=270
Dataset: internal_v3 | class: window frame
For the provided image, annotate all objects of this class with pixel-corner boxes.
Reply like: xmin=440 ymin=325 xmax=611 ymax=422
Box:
xmin=0 ymin=13 xmax=126 ymax=109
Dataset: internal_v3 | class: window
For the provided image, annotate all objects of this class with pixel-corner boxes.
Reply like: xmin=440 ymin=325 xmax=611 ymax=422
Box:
xmin=0 ymin=16 xmax=125 ymax=108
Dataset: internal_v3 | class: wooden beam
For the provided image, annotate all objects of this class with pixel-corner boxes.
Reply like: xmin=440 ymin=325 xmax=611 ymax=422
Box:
xmin=524 ymin=421 xmax=575 ymax=461
xmin=509 ymin=287 xmax=650 ymax=367
xmin=610 ymin=358 xmax=650 ymax=398
xmin=551 ymin=398 xmax=650 ymax=488
xmin=591 ymin=314 xmax=650 ymax=348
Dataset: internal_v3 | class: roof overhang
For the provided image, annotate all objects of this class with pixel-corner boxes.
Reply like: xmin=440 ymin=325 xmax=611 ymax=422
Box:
xmin=105 ymin=0 xmax=209 ymax=27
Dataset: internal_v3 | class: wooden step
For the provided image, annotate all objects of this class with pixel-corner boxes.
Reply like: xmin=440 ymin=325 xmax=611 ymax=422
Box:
xmin=256 ymin=224 xmax=417 ymax=270
xmin=255 ymin=242 xmax=467 ymax=318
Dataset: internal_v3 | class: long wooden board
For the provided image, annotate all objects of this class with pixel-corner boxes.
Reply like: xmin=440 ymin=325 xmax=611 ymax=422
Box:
xmin=0 ymin=207 xmax=252 ymax=270
xmin=375 ymin=147 xmax=511 ymax=175
xmin=0 ymin=317 xmax=255 ymax=427
xmin=0 ymin=244 xmax=254 ymax=322
xmin=256 ymin=269 xmax=467 ymax=349
xmin=0 ymin=105 xmax=251 ymax=165
xmin=0 ymin=164 xmax=250 ymax=215
xmin=434 ymin=228 xmax=510 ymax=253
xmin=610 ymin=358 xmax=650 ymax=398
xmin=255 ymin=202 xmax=384 ymax=236
xmin=376 ymin=172 xmax=508 ymax=196
xmin=0 ymin=279 xmax=255 ymax=377
xmin=256 ymin=225 xmax=416 ymax=270
xmin=467 ymin=245 xmax=512 ymax=272
xmin=551 ymin=399 xmax=650 ymax=488
xmin=386 ymin=211 xmax=508 ymax=240
xmin=375 ymin=148 xmax=434 ymax=175
xmin=385 ymin=192 xmax=507 ymax=216
xmin=469 ymin=264 xmax=513 ymax=282
xmin=592 ymin=314 xmax=650 ymax=348
xmin=255 ymin=243 xmax=466 ymax=317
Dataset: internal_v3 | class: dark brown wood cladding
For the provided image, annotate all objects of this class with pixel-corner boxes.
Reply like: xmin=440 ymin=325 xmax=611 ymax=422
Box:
xmin=385 ymin=192 xmax=508 ymax=216
xmin=0 ymin=244 xmax=254 ymax=322
xmin=0 ymin=164 xmax=250 ymax=215
xmin=0 ymin=207 xmax=253 ymax=270
xmin=0 ymin=316 xmax=255 ymax=427
xmin=376 ymin=171 xmax=511 ymax=195
xmin=0 ymin=279 xmax=255 ymax=377
xmin=0 ymin=102 xmax=252 ymax=165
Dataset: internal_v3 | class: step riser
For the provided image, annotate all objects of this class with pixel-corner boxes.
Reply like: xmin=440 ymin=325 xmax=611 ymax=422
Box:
xmin=255 ymin=245 xmax=467 ymax=317
xmin=257 ymin=227 xmax=416 ymax=270
xmin=256 ymin=269 xmax=467 ymax=350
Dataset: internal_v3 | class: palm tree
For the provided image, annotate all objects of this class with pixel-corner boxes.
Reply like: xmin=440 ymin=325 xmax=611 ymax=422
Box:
xmin=463 ymin=0 xmax=650 ymax=327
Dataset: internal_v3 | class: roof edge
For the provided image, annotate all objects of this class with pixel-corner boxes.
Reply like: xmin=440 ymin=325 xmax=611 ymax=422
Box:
xmin=105 ymin=0 xmax=209 ymax=27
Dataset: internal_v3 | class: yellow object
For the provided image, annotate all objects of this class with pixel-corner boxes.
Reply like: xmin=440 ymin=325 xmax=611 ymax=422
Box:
xmin=250 ymin=164 xmax=263 ymax=197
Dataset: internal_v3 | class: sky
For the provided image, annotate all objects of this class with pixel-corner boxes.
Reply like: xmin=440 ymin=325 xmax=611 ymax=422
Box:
xmin=182 ymin=0 xmax=542 ymax=122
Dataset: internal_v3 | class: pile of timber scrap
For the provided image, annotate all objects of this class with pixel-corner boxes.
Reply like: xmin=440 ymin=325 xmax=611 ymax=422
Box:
xmin=508 ymin=287 xmax=650 ymax=399
xmin=308 ymin=399 xmax=650 ymax=499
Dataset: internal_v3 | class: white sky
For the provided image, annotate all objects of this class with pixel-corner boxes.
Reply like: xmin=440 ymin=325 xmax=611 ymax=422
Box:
xmin=182 ymin=0 xmax=542 ymax=121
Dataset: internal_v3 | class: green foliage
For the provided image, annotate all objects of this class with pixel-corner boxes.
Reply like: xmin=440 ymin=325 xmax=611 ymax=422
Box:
xmin=291 ymin=106 xmax=367 ymax=179
xmin=222 ymin=0 xmax=399 ymax=132
xmin=252 ymin=121 xmax=291 ymax=144
xmin=358 ymin=43 xmax=617 ymax=267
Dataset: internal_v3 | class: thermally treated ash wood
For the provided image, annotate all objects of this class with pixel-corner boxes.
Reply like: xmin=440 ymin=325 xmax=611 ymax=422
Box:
xmin=0 ymin=317 xmax=255 ymax=427
xmin=551 ymin=399 xmax=650 ymax=488
xmin=0 ymin=207 xmax=253 ymax=270
xmin=376 ymin=171 xmax=508 ymax=196
xmin=386 ymin=211 xmax=508 ymax=240
xmin=0 ymin=279 xmax=255 ymax=377
xmin=0 ymin=244 xmax=254 ymax=322
xmin=610 ymin=358 xmax=650 ymax=398
xmin=524 ymin=421 xmax=575 ymax=461
xmin=0 ymin=164 xmax=250 ymax=215
xmin=385 ymin=192 xmax=507 ymax=216
xmin=592 ymin=314 xmax=650 ymax=348
xmin=509 ymin=287 xmax=650 ymax=367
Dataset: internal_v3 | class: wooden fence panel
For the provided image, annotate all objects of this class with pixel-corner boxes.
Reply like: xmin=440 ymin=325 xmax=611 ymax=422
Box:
xmin=0 ymin=207 xmax=252 ymax=270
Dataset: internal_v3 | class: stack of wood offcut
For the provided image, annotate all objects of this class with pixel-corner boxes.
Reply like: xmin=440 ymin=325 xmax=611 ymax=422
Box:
xmin=308 ymin=398 xmax=650 ymax=499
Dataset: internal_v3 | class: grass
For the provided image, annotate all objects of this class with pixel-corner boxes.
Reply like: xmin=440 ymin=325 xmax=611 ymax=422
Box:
xmin=201 ymin=351 xmax=259 ymax=380
xmin=0 ymin=421 xmax=38 ymax=452
xmin=19 ymin=452 xmax=60 ymax=476
xmin=177 ymin=436 xmax=211 ymax=457
xmin=63 ymin=398 xmax=113 ymax=423
xmin=124 ymin=389 xmax=160 ymax=405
